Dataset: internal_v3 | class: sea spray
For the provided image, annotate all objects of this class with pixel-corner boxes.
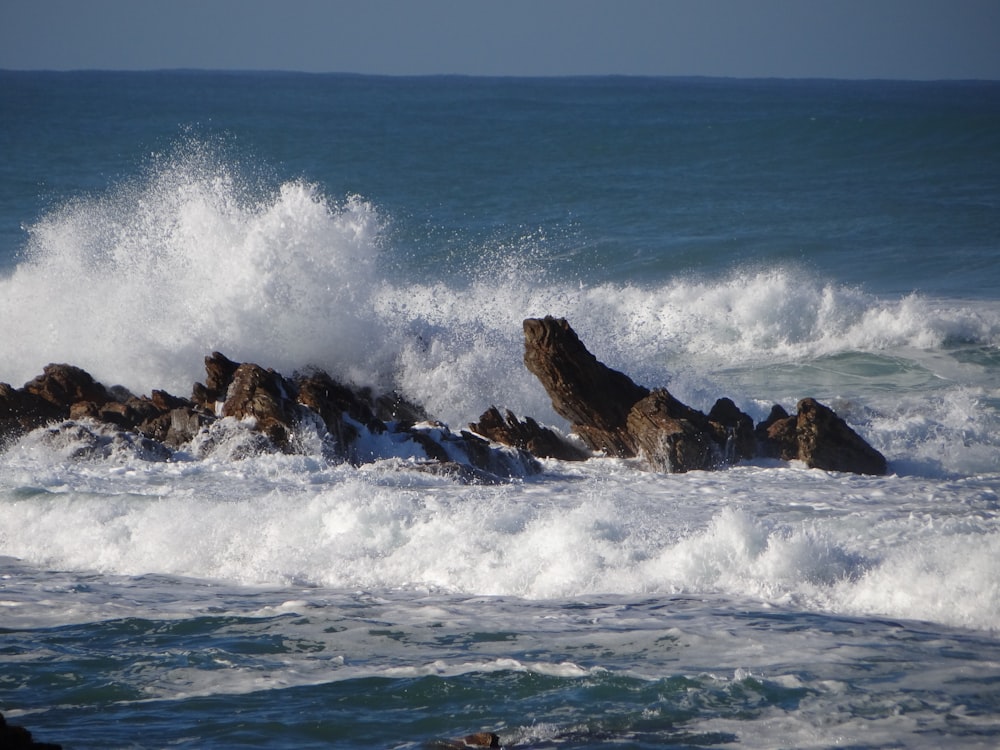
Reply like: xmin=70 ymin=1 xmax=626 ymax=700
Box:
xmin=3 ymin=435 xmax=998 ymax=630
xmin=0 ymin=140 xmax=395 ymax=397
xmin=1 ymin=139 xmax=999 ymax=482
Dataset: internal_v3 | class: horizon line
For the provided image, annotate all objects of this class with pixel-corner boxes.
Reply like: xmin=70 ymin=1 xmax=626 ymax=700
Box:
xmin=2 ymin=67 xmax=998 ymax=84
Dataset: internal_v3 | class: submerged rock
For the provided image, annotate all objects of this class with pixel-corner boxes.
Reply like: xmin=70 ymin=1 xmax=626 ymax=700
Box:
xmin=0 ymin=711 xmax=63 ymax=749
xmin=430 ymin=732 xmax=501 ymax=749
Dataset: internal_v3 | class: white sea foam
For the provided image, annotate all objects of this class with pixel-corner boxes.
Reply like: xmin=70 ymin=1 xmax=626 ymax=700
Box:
xmin=2 ymin=443 xmax=998 ymax=631
xmin=2 ymin=143 xmax=1000 ymax=633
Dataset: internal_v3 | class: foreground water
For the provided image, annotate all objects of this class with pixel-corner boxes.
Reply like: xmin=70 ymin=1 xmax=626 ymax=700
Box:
xmin=1 ymin=72 xmax=999 ymax=747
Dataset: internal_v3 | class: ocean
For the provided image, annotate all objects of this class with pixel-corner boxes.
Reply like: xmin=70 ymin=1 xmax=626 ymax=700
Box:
xmin=1 ymin=71 xmax=999 ymax=748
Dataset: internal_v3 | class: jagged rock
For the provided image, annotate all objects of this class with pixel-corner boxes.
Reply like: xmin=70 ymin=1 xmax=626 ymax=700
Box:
xmin=755 ymin=403 xmax=791 ymax=456
xmin=205 ymin=350 xmax=240 ymax=397
xmin=157 ymin=407 xmax=213 ymax=447
xmin=0 ymin=335 xmax=888 ymax=478
xmin=2 ymin=366 xmax=107 ymax=445
xmin=454 ymin=427 xmax=541 ymax=478
xmin=193 ymin=351 xmax=241 ymax=410
xmin=626 ymin=389 xmax=716 ymax=472
xmin=470 ymin=406 xmax=589 ymax=461
xmin=221 ymin=363 xmax=299 ymax=451
xmin=296 ymin=369 xmax=384 ymax=447
xmin=751 ymin=400 xmax=887 ymax=474
xmin=764 ymin=413 xmax=799 ymax=461
xmin=708 ymin=397 xmax=757 ymax=461
xmin=375 ymin=390 xmax=430 ymax=425
xmin=523 ymin=316 xmax=750 ymax=472
xmin=523 ymin=316 xmax=648 ymax=457
xmin=150 ymin=389 xmax=189 ymax=411
xmin=68 ymin=400 xmax=101 ymax=421
xmin=0 ymin=381 xmax=76 ymax=445
xmin=23 ymin=363 xmax=111 ymax=410
xmin=523 ymin=316 xmax=885 ymax=475
xmin=795 ymin=397 xmax=887 ymax=475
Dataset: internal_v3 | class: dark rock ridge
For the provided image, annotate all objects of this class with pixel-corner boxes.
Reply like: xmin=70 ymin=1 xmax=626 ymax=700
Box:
xmin=520 ymin=316 xmax=887 ymax=475
xmin=0 ymin=354 xmax=538 ymax=484
xmin=0 ymin=318 xmax=888 ymax=478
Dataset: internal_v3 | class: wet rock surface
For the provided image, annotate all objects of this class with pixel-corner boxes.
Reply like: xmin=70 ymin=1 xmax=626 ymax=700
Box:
xmin=0 ymin=317 xmax=887 ymax=477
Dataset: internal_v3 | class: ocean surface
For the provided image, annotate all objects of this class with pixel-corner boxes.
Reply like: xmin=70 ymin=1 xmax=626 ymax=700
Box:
xmin=1 ymin=71 xmax=999 ymax=748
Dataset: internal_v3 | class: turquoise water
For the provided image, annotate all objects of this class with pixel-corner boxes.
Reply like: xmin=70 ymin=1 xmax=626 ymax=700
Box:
xmin=1 ymin=72 xmax=999 ymax=748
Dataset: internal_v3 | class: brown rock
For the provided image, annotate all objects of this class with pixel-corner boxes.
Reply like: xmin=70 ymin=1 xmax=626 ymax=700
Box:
xmin=469 ymin=406 xmax=589 ymax=461
xmin=708 ymin=397 xmax=757 ymax=461
xmin=626 ymin=389 xmax=715 ymax=472
xmin=374 ymin=390 xmax=429 ymax=425
xmin=755 ymin=404 xmax=790 ymax=454
xmin=296 ymin=370 xmax=384 ymax=437
xmin=765 ymin=414 xmax=799 ymax=461
xmin=150 ymin=389 xmax=190 ymax=412
xmin=460 ymin=733 xmax=500 ymax=748
xmin=522 ymin=317 xmax=886 ymax=475
xmin=221 ymin=363 xmax=298 ymax=450
xmin=796 ymin=398 xmax=887 ymax=475
xmin=193 ymin=351 xmax=241 ymax=409
xmin=23 ymin=363 xmax=110 ymax=410
xmin=164 ymin=407 xmax=213 ymax=446
xmin=523 ymin=316 xmax=648 ymax=457
xmin=0 ymin=381 xmax=65 ymax=443
xmin=68 ymin=400 xmax=101 ymax=421
xmin=430 ymin=731 xmax=501 ymax=748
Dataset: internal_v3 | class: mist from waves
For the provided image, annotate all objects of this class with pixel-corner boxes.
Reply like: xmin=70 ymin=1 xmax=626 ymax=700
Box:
xmin=1 ymin=141 xmax=999 ymax=476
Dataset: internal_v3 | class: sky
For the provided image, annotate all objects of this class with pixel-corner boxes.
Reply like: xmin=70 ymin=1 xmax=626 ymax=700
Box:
xmin=1 ymin=0 xmax=999 ymax=80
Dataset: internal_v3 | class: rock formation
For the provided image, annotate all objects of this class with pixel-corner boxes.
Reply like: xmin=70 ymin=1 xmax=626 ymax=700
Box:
xmin=522 ymin=316 xmax=647 ymax=457
xmin=0 ymin=354 xmax=538 ymax=483
xmin=469 ymin=406 xmax=589 ymax=462
xmin=521 ymin=316 xmax=887 ymax=475
xmin=0 ymin=317 xmax=888 ymax=477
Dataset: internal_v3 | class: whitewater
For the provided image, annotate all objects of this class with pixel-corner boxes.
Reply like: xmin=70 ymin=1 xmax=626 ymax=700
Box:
xmin=1 ymin=72 xmax=999 ymax=748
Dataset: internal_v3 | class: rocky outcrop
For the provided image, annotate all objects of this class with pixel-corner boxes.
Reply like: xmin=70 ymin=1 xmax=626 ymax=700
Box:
xmin=0 ymin=354 xmax=538 ymax=483
xmin=523 ymin=316 xmax=647 ymax=457
xmin=793 ymin=397 xmax=888 ymax=475
xmin=469 ymin=406 xmax=589 ymax=462
xmin=625 ymin=388 xmax=717 ymax=472
xmin=522 ymin=316 xmax=762 ymax=472
xmin=521 ymin=316 xmax=887 ymax=475
xmin=0 ymin=318 xmax=889 ymax=477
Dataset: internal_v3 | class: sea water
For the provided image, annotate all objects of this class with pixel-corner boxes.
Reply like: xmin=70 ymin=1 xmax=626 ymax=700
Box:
xmin=1 ymin=72 xmax=999 ymax=748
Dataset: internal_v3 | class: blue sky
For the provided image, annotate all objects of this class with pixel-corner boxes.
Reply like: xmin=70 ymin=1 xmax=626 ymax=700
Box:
xmin=2 ymin=0 xmax=998 ymax=80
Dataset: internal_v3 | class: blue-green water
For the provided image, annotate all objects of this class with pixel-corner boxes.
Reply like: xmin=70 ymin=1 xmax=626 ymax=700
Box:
xmin=1 ymin=72 xmax=999 ymax=748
